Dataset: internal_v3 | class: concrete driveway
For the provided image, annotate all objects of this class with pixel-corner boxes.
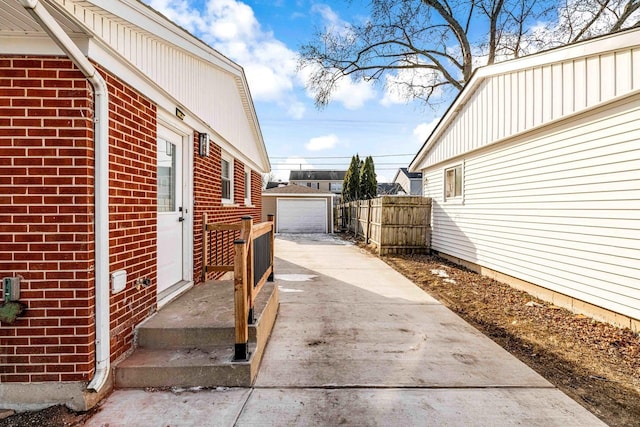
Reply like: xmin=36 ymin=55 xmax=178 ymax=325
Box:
xmin=87 ymin=234 xmax=605 ymax=426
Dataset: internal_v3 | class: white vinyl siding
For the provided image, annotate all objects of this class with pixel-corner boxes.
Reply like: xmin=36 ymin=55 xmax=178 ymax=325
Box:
xmin=425 ymin=95 xmax=640 ymax=320
xmin=52 ymin=0 xmax=265 ymax=169
xmin=418 ymin=45 xmax=640 ymax=170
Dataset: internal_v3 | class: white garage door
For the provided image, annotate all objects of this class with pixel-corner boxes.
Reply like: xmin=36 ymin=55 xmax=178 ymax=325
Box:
xmin=277 ymin=199 xmax=327 ymax=233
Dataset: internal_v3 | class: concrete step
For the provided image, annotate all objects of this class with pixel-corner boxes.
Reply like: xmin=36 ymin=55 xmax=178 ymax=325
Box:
xmin=114 ymin=345 xmax=258 ymax=388
xmin=114 ymin=281 xmax=279 ymax=388
xmin=137 ymin=324 xmax=257 ymax=349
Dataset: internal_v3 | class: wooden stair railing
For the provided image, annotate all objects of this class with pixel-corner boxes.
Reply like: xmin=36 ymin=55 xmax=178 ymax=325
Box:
xmin=202 ymin=213 xmax=275 ymax=361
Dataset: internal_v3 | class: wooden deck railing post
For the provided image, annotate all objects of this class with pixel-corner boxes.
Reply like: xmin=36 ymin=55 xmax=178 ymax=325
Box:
xmin=241 ymin=216 xmax=254 ymax=324
xmin=233 ymin=238 xmax=249 ymax=361
xmin=202 ymin=212 xmax=209 ymax=282
xmin=267 ymin=214 xmax=275 ymax=281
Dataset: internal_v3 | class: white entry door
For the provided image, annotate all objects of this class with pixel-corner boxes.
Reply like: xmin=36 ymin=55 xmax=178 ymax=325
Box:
xmin=157 ymin=129 xmax=184 ymax=295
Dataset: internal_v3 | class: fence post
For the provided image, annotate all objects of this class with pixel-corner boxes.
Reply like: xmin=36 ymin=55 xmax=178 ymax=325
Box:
xmin=233 ymin=238 xmax=249 ymax=361
xmin=201 ymin=212 xmax=208 ymax=282
xmin=366 ymin=200 xmax=372 ymax=244
xmin=267 ymin=214 xmax=275 ymax=282
xmin=241 ymin=216 xmax=254 ymax=324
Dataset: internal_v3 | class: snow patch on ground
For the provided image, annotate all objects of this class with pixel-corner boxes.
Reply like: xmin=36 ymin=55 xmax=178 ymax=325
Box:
xmin=275 ymin=274 xmax=317 ymax=282
xmin=278 ymin=287 xmax=304 ymax=293
xmin=430 ymin=269 xmax=450 ymax=278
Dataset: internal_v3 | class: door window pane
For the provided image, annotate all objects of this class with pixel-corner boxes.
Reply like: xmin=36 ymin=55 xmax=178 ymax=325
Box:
xmin=158 ymin=139 xmax=177 ymax=212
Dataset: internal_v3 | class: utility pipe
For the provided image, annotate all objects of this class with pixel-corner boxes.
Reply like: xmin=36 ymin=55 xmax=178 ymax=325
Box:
xmin=20 ymin=0 xmax=111 ymax=393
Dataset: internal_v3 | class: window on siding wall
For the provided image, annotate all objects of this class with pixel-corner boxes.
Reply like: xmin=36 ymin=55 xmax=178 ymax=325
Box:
xmin=445 ymin=165 xmax=463 ymax=200
xmin=244 ymin=169 xmax=251 ymax=205
xmin=221 ymin=156 xmax=233 ymax=203
xmin=330 ymin=182 xmax=343 ymax=192
xmin=306 ymin=182 xmax=320 ymax=189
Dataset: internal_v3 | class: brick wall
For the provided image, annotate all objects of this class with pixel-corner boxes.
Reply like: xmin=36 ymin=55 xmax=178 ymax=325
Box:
xmin=0 ymin=56 xmax=157 ymax=382
xmin=99 ymin=66 xmax=157 ymax=363
xmin=193 ymin=135 xmax=263 ymax=284
xmin=0 ymin=54 xmax=262 ymax=384
xmin=0 ymin=57 xmax=95 ymax=382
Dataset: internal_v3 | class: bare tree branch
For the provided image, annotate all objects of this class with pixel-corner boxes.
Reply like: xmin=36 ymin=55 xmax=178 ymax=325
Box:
xmin=297 ymin=0 xmax=638 ymax=109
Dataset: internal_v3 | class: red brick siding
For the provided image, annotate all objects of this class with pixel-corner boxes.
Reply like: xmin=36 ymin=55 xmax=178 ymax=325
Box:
xmin=1 ymin=54 xmax=262 ymax=384
xmin=99 ymin=66 xmax=157 ymax=363
xmin=193 ymin=135 xmax=263 ymax=284
xmin=0 ymin=57 xmax=157 ymax=382
xmin=0 ymin=57 xmax=95 ymax=382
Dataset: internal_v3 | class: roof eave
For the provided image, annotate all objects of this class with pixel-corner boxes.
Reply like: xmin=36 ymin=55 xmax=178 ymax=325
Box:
xmin=409 ymin=27 xmax=640 ymax=172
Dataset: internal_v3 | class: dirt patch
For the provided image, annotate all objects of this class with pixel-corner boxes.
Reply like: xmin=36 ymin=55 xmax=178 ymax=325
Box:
xmin=0 ymin=405 xmax=93 ymax=427
xmin=382 ymin=251 xmax=640 ymax=427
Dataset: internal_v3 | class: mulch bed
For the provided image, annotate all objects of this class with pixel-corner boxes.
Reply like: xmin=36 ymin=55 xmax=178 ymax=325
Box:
xmin=382 ymin=251 xmax=640 ymax=427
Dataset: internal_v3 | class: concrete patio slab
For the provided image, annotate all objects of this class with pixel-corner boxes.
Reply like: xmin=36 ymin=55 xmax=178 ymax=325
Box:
xmin=83 ymin=234 xmax=606 ymax=426
xmin=85 ymin=388 xmax=250 ymax=427
xmin=254 ymin=296 xmax=551 ymax=388
xmin=237 ymin=388 xmax=602 ymax=426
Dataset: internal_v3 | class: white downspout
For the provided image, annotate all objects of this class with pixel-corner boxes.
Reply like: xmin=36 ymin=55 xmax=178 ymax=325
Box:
xmin=20 ymin=0 xmax=111 ymax=393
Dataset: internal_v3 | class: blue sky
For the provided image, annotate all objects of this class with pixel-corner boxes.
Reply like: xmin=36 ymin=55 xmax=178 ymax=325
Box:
xmin=143 ymin=0 xmax=442 ymax=182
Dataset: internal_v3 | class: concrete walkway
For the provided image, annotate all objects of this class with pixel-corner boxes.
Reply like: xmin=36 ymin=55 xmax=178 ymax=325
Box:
xmin=87 ymin=234 xmax=605 ymax=426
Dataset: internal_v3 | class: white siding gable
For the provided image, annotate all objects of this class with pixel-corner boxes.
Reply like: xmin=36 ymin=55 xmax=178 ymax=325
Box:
xmin=51 ymin=0 xmax=268 ymax=171
xmin=414 ymin=30 xmax=640 ymax=170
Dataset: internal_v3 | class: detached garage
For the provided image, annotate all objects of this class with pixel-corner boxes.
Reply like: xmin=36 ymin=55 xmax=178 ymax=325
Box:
xmin=262 ymin=184 xmax=334 ymax=233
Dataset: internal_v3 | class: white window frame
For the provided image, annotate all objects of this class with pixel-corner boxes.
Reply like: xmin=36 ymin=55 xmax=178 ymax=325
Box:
xmin=221 ymin=153 xmax=234 ymax=204
xmin=444 ymin=163 xmax=463 ymax=202
xmin=330 ymin=182 xmax=343 ymax=193
xmin=244 ymin=167 xmax=252 ymax=206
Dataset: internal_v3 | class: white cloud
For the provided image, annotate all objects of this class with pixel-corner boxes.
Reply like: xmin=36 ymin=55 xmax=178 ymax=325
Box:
xmin=286 ymin=100 xmax=306 ymax=120
xmin=412 ymin=118 xmax=440 ymax=145
xmin=311 ymin=4 xmax=351 ymax=36
xmin=298 ymin=63 xmax=377 ymax=110
xmin=144 ymin=0 xmax=302 ymax=115
xmin=331 ymin=77 xmax=377 ymax=110
xmin=305 ymin=134 xmax=339 ymax=151
xmin=381 ymin=63 xmax=445 ymax=106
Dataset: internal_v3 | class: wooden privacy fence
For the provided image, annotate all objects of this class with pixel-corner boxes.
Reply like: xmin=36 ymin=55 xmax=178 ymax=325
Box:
xmin=202 ymin=213 xmax=275 ymax=361
xmin=336 ymin=196 xmax=431 ymax=255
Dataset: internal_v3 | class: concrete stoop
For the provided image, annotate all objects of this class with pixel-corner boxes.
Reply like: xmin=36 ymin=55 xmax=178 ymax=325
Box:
xmin=114 ymin=280 xmax=279 ymax=388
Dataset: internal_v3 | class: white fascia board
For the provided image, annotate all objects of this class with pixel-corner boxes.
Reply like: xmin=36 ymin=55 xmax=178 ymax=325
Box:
xmin=235 ymin=71 xmax=271 ymax=173
xmin=82 ymin=0 xmax=241 ymax=76
xmin=410 ymin=27 xmax=640 ymax=172
xmin=0 ymin=33 xmax=88 ymax=55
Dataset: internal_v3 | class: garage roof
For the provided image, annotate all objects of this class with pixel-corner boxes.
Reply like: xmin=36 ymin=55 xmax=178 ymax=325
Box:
xmin=263 ymin=184 xmax=333 ymax=196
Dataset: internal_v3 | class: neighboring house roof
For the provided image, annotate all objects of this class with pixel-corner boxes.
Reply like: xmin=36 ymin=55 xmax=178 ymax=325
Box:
xmin=289 ymin=170 xmax=346 ymax=181
xmin=410 ymin=27 xmax=640 ymax=172
xmin=393 ymin=167 xmax=422 ymax=182
xmin=266 ymin=181 xmax=288 ymax=189
xmin=262 ymin=184 xmax=333 ymax=196
xmin=0 ymin=0 xmax=270 ymax=173
xmin=377 ymin=183 xmax=405 ymax=195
